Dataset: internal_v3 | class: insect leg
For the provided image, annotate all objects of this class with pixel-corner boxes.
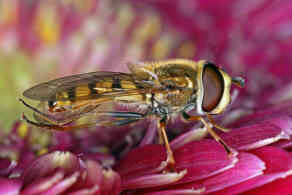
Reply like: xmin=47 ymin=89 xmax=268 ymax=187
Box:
xmin=98 ymin=111 xmax=145 ymax=118
xmin=158 ymin=116 xmax=175 ymax=170
xmin=182 ymin=112 xmax=233 ymax=156
xmin=207 ymin=114 xmax=231 ymax=132
xmin=149 ymin=95 xmax=164 ymax=145
xmin=157 ymin=126 xmax=164 ymax=145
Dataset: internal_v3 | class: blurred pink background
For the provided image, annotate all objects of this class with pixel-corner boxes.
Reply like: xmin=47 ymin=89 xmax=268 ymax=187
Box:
xmin=0 ymin=0 xmax=292 ymax=130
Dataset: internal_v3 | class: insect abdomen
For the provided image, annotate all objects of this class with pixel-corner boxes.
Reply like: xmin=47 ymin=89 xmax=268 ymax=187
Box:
xmin=49 ymin=77 xmax=144 ymax=110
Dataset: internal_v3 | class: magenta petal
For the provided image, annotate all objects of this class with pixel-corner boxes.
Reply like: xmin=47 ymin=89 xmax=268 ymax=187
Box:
xmin=0 ymin=159 xmax=17 ymax=177
xmin=84 ymin=160 xmax=102 ymax=187
xmin=140 ymin=119 xmax=157 ymax=146
xmin=173 ymin=140 xmax=238 ymax=184
xmin=41 ymin=172 xmax=80 ymax=195
xmin=0 ymin=178 xmax=22 ymax=195
xmin=21 ymin=151 xmax=80 ymax=187
xmin=265 ymin=116 xmax=292 ymax=137
xmin=220 ymin=123 xmax=284 ymax=151
xmin=21 ymin=171 xmax=65 ymax=195
xmin=243 ymin=115 xmax=292 ymax=139
xmin=122 ymin=170 xmax=187 ymax=190
xmin=101 ymin=169 xmax=121 ymax=195
xmin=250 ymin=146 xmax=292 ymax=173
xmin=213 ymin=146 xmax=292 ymax=194
xmin=67 ymin=185 xmax=99 ymax=195
xmin=14 ymin=150 xmax=36 ymax=176
xmin=243 ymin=174 xmax=292 ymax=195
xmin=272 ymin=139 xmax=292 ymax=149
xmin=202 ymin=153 xmax=265 ymax=193
xmin=215 ymin=173 xmax=290 ymax=194
xmin=79 ymin=153 xmax=115 ymax=168
xmin=115 ymin=144 xmax=167 ymax=180
xmin=228 ymin=109 xmax=282 ymax=128
xmin=140 ymin=188 xmax=205 ymax=195
xmin=50 ymin=131 xmax=75 ymax=151
xmin=265 ymin=83 xmax=292 ymax=105
xmin=144 ymin=153 xmax=264 ymax=194
xmin=170 ymin=126 xmax=208 ymax=150
xmin=228 ymin=110 xmax=292 ymax=138
xmin=64 ymin=160 xmax=103 ymax=193
xmin=269 ymin=99 xmax=292 ymax=116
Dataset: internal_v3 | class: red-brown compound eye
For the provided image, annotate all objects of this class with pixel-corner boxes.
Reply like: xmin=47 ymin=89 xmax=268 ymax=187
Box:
xmin=202 ymin=63 xmax=224 ymax=112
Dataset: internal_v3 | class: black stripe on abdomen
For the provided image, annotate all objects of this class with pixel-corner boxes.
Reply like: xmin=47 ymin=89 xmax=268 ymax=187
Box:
xmin=67 ymin=87 xmax=76 ymax=102
xmin=112 ymin=77 xmax=122 ymax=88
xmin=88 ymin=82 xmax=98 ymax=95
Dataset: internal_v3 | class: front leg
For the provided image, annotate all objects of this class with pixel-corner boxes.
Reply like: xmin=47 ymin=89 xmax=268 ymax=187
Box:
xmin=182 ymin=112 xmax=233 ymax=156
xmin=207 ymin=114 xmax=231 ymax=132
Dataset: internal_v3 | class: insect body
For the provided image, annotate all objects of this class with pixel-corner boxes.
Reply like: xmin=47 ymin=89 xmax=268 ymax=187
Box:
xmin=19 ymin=59 xmax=244 ymax=168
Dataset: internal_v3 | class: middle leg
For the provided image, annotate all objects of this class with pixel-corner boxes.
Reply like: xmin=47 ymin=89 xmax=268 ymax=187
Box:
xmin=158 ymin=115 xmax=175 ymax=170
xmin=182 ymin=112 xmax=233 ymax=156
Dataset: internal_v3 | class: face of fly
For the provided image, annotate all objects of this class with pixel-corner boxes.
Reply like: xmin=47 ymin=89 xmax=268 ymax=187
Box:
xmin=194 ymin=60 xmax=245 ymax=115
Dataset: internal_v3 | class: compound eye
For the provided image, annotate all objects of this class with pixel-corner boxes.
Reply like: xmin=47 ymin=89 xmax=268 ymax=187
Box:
xmin=202 ymin=63 xmax=224 ymax=112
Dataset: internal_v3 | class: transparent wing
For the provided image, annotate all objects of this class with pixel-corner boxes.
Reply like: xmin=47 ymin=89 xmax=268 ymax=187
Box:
xmin=20 ymin=70 xmax=185 ymax=129
xmin=23 ymin=72 xmax=158 ymax=101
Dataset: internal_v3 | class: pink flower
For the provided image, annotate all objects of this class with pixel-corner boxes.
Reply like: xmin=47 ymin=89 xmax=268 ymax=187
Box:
xmin=0 ymin=151 xmax=121 ymax=195
xmin=113 ymin=111 xmax=292 ymax=194
xmin=1 ymin=0 xmax=292 ymax=194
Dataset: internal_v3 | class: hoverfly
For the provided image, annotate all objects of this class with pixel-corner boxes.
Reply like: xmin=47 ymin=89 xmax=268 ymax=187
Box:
xmin=19 ymin=59 xmax=244 ymax=168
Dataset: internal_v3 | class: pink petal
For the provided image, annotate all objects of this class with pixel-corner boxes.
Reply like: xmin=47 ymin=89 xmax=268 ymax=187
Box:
xmin=41 ymin=172 xmax=80 ymax=195
xmin=220 ymin=123 xmax=284 ymax=151
xmin=250 ymin=146 xmax=292 ymax=173
xmin=101 ymin=169 xmax=121 ymax=195
xmin=265 ymin=83 xmax=292 ymax=105
xmin=213 ymin=146 xmax=292 ymax=194
xmin=13 ymin=150 xmax=36 ymax=177
xmin=79 ymin=153 xmax=115 ymax=168
xmin=215 ymin=172 xmax=292 ymax=195
xmin=269 ymin=99 xmax=292 ymax=116
xmin=84 ymin=160 xmax=103 ymax=187
xmin=252 ymin=116 xmax=292 ymax=139
xmin=140 ymin=119 xmax=157 ymax=147
xmin=201 ymin=153 xmax=265 ymax=193
xmin=67 ymin=185 xmax=99 ymax=195
xmin=0 ymin=178 xmax=22 ymax=195
xmin=140 ymin=188 xmax=205 ymax=195
xmin=228 ymin=109 xmax=283 ymax=128
xmin=0 ymin=159 xmax=17 ymax=177
xmin=122 ymin=170 xmax=187 ymax=191
xmin=142 ymin=153 xmax=264 ymax=194
xmin=173 ymin=140 xmax=238 ymax=184
xmin=118 ymin=140 xmax=237 ymax=190
xmin=21 ymin=151 xmax=80 ymax=187
xmin=115 ymin=144 xmax=167 ymax=180
xmin=243 ymin=174 xmax=292 ymax=195
xmin=21 ymin=171 xmax=65 ymax=195
xmin=272 ymin=139 xmax=292 ymax=149
xmin=230 ymin=112 xmax=292 ymax=139
xmin=264 ymin=116 xmax=292 ymax=137
xmin=170 ymin=126 xmax=208 ymax=150
xmin=50 ymin=132 xmax=75 ymax=151
xmin=64 ymin=160 xmax=103 ymax=193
